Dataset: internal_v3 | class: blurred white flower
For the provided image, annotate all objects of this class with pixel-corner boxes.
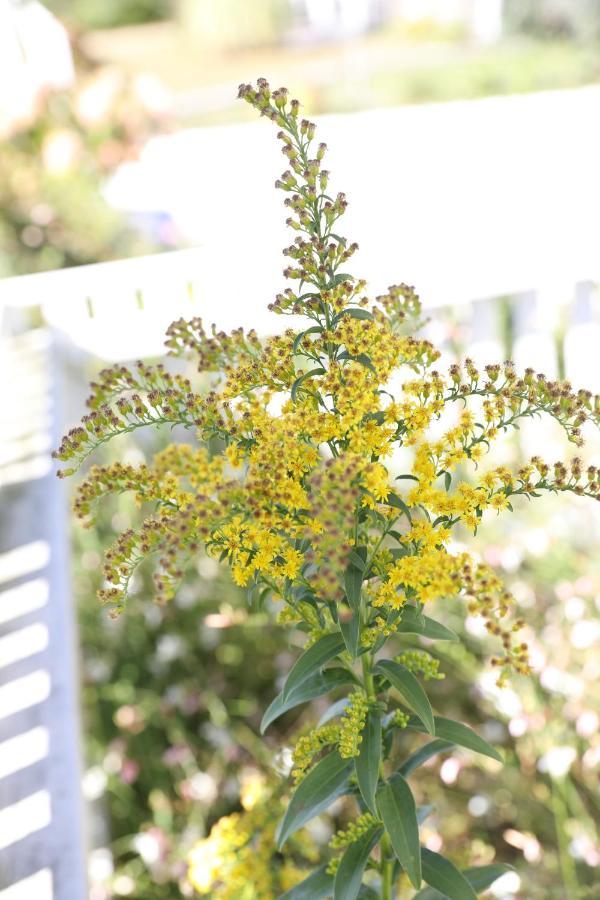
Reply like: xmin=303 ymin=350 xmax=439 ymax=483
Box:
xmin=571 ymin=619 xmax=600 ymax=649
xmin=82 ymin=766 xmax=107 ymax=801
xmin=538 ymin=746 xmax=577 ymax=778
xmin=540 ymin=667 xmax=582 ymax=698
xmin=468 ymin=795 xmax=490 ymax=817
xmin=132 ymin=831 xmax=162 ymax=865
xmin=88 ymin=847 xmax=113 ymax=883
xmin=576 ymin=711 xmax=599 ymax=738
xmin=503 ymin=828 xmax=541 ymax=862
xmin=113 ymin=874 xmax=135 ymax=896
xmin=156 ymin=634 xmax=184 ymax=662
xmin=488 ymin=870 xmax=521 ymax=897
xmin=565 ymin=596 xmax=586 ymax=621
xmin=440 ymin=757 xmax=461 ymax=785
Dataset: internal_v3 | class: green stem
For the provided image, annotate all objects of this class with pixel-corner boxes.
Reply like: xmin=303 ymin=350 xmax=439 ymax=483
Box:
xmin=380 ymin=833 xmax=394 ymax=900
xmin=361 ymin=651 xmax=376 ymax=702
xmin=551 ymin=776 xmax=580 ymax=899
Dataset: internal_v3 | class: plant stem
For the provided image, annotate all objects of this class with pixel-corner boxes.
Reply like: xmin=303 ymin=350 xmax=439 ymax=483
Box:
xmin=380 ymin=833 xmax=394 ymax=900
xmin=551 ymin=776 xmax=580 ymax=900
xmin=361 ymin=650 xmax=376 ymax=702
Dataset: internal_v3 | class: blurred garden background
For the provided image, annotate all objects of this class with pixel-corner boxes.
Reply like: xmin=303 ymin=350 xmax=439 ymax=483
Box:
xmin=1 ymin=1 xmax=600 ymax=898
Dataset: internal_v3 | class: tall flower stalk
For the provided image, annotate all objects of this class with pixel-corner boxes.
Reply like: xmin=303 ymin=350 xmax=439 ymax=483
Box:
xmin=56 ymin=79 xmax=600 ymax=898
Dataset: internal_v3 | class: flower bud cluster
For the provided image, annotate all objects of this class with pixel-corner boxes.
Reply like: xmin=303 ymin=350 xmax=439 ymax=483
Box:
xmin=390 ymin=709 xmax=410 ymax=729
xmin=291 ymin=725 xmax=341 ymax=782
xmin=329 ymin=811 xmax=380 ymax=850
xmin=396 ymin=649 xmax=445 ymax=681
xmin=448 ymin=359 xmax=600 ymax=446
xmin=165 ymin=317 xmax=262 ymax=373
xmin=53 ymin=364 xmax=213 ymax=473
xmin=338 ymin=690 xmax=369 ymax=758
xmin=304 ymin=455 xmax=363 ymax=601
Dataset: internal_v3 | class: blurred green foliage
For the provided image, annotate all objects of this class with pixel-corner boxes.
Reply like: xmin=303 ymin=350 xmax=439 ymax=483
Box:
xmin=47 ymin=0 xmax=171 ymax=30
xmin=307 ymin=40 xmax=600 ymax=117
xmin=1 ymin=72 xmax=168 ymax=277
xmin=506 ymin=0 xmax=600 ymax=42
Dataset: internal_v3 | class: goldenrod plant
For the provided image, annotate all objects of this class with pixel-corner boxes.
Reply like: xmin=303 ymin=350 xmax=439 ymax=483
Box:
xmin=56 ymin=79 xmax=600 ymax=898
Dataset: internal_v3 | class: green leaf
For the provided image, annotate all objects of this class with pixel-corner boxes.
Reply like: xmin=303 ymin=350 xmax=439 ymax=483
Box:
xmin=357 ymin=888 xmax=379 ymax=900
xmin=397 ymin=606 xmax=458 ymax=642
xmin=417 ymin=804 xmax=435 ymax=824
xmin=333 ymin=307 xmax=373 ymax=325
xmin=338 ymin=351 xmax=377 ymax=374
xmin=344 ymin=554 xmax=364 ymax=611
xmin=291 ymin=367 xmax=325 ymax=402
xmin=384 ymin=492 xmax=412 ymax=521
xmin=340 ymin=610 xmax=360 ymax=658
xmin=398 ymin=739 xmax=455 ymax=777
xmin=377 ymin=776 xmax=422 ymax=889
xmin=413 ymin=863 xmax=514 ymax=900
xmin=334 ymin=826 xmax=382 ymax=900
xmin=355 ymin=710 xmax=382 ymax=814
xmin=464 ymin=864 xmax=514 ymax=892
xmin=276 ymin=751 xmax=353 ymax=848
xmin=419 ymin=848 xmax=477 ymax=900
xmin=279 ymin=863 xmax=333 ymax=900
xmin=293 ymin=325 xmax=323 ymax=355
xmin=282 ymin=633 xmax=346 ymax=701
xmin=261 ymin=668 xmax=353 ymax=734
xmin=332 ymin=272 xmax=354 ymax=286
xmin=406 ymin=716 xmax=502 ymax=763
xmin=317 ymin=697 xmax=349 ymax=727
xmin=375 ymin=660 xmax=435 ymax=736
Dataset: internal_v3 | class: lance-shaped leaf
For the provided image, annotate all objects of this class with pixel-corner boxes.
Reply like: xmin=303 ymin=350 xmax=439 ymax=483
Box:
xmin=355 ymin=710 xmax=382 ymax=814
xmin=318 ymin=697 xmax=349 ymax=727
xmin=413 ymin=863 xmax=516 ymax=898
xmin=398 ymin=739 xmax=455 ymax=777
xmin=342 ymin=550 xmax=365 ymax=657
xmin=261 ymin=667 xmax=354 ymax=734
xmin=340 ymin=610 xmax=360 ymax=658
xmin=385 ymin=491 xmax=413 ymax=521
xmin=397 ymin=606 xmax=458 ymax=641
xmin=463 ymin=863 xmax=515 ymax=892
xmin=406 ymin=716 xmax=502 ymax=763
xmin=419 ymin=848 xmax=477 ymax=900
xmin=376 ymin=660 xmax=435 ymax=736
xmin=292 ymin=325 xmax=324 ymax=355
xmin=279 ymin=863 xmax=333 ymax=900
xmin=377 ymin=776 xmax=422 ymax=889
xmin=332 ymin=306 xmax=374 ymax=325
xmin=276 ymin=751 xmax=353 ymax=849
xmin=291 ymin=367 xmax=326 ymax=402
xmin=357 ymin=888 xmax=379 ymax=900
xmin=282 ymin=633 xmax=346 ymax=701
xmin=345 ymin=549 xmax=366 ymax=610
xmin=334 ymin=826 xmax=382 ymax=900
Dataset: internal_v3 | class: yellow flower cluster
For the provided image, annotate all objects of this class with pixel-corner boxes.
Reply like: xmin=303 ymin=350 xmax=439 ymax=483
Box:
xmin=396 ymin=649 xmax=445 ymax=681
xmin=188 ymin=778 xmax=319 ymax=898
xmin=58 ymin=78 xmax=600 ymax=673
xmin=329 ymin=811 xmax=380 ymax=850
xmin=391 ymin=709 xmax=410 ymax=728
xmin=291 ymin=724 xmax=341 ymax=782
xmin=338 ymin=690 xmax=369 ymax=758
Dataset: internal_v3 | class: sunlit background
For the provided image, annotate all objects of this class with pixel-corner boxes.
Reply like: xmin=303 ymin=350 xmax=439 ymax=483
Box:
xmin=1 ymin=1 xmax=600 ymax=898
